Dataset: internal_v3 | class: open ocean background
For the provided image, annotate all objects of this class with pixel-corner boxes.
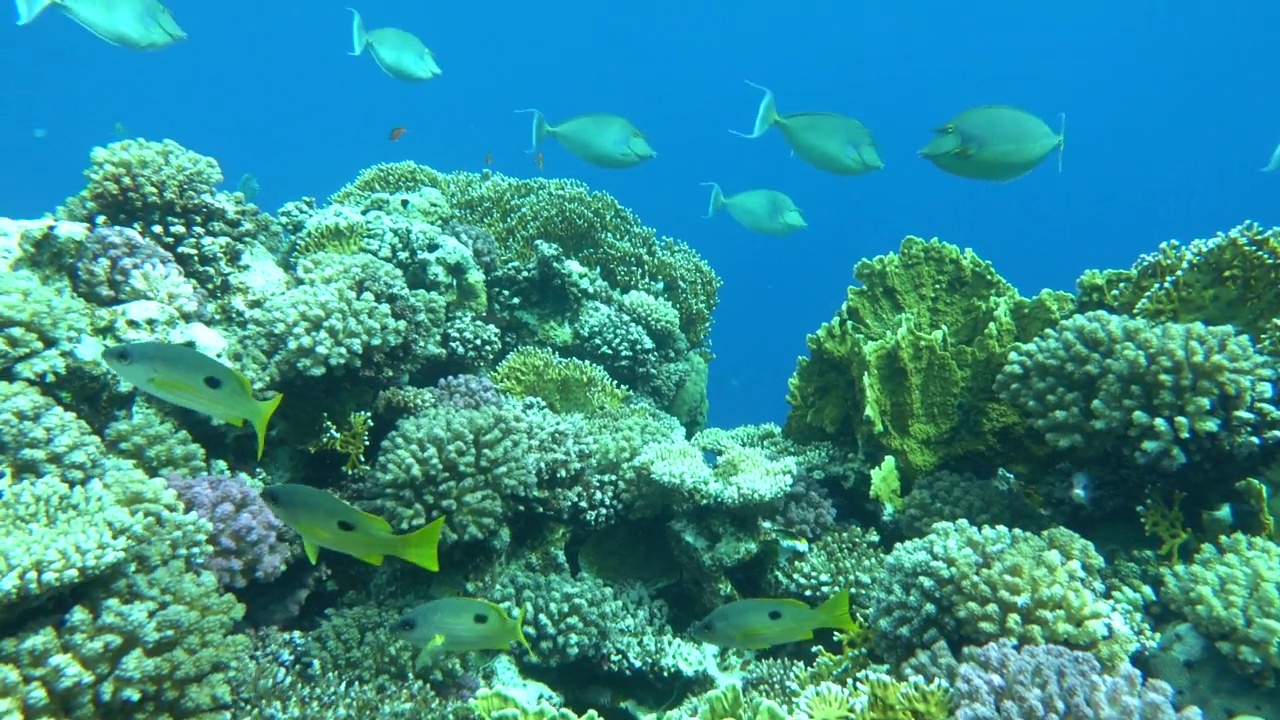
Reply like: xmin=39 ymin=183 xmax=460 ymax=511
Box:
xmin=2 ymin=0 xmax=1275 ymax=429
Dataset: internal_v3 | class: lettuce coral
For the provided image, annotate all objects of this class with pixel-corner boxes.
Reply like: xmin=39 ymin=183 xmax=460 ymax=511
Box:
xmin=785 ymin=235 xmax=1074 ymax=479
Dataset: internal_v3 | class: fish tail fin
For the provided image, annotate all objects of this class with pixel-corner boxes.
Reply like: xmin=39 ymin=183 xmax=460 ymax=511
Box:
xmin=813 ymin=589 xmax=856 ymax=631
xmin=699 ymin=182 xmax=724 ymax=218
xmin=513 ymin=604 xmax=538 ymax=660
xmin=397 ymin=515 xmax=446 ymax=571
xmin=1056 ymin=111 xmax=1066 ymax=174
xmin=730 ymin=80 xmax=779 ymax=139
xmin=514 ymin=109 xmax=548 ymax=153
xmin=346 ymin=7 xmax=366 ymax=56
xmin=14 ymin=0 xmax=55 ymax=25
xmin=249 ymin=392 xmax=283 ymax=461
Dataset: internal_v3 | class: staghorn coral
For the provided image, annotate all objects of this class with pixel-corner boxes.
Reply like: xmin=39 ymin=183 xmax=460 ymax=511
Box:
xmin=786 ymin=235 xmax=1075 ymax=480
xmin=1161 ymin=532 xmax=1280 ymax=686
xmin=996 ymin=310 xmax=1280 ymax=477
xmin=628 ymin=425 xmax=797 ymax=509
xmin=869 ymin=520 xmax=1153 ymax=667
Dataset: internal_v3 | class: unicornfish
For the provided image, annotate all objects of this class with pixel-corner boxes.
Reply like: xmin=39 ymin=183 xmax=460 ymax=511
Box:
xmin=347 ymin=8 xmax=441 ymax=82
xmin=261 ymin=484 xmax=446 ymax=571
xmin=392 ymin=597 xmax=535 ymax=669
xmin=101 ymin=342 xmax=282 ymax=460
xmin=700 ymin=182 xmax=806 ymax=236
xmin=689 ymin=589 xmax=856 ymax=650
xmin=919 ymin=106 xmax=1064 ymax=182
xmin=15 ymin=0 xmax=185 ymax=50
xmin=516 ymin=109 xmax=656 ymax=169
xmin=1262 ymin=140 xmax=1280 ymax=172
xmin=731 ymin=81 xmax=883 ymax=176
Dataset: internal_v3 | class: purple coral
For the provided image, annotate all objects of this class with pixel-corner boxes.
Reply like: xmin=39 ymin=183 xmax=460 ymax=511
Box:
xmin=168 ymin=473 xmax=292 ymax=589
xmin=443 ymin=221 xmax=498 ymax=272
xmin=71 ymin=225 xmax=208 ymax=318
xmin=432 ymin=374 xmax=504 ymax=409
xmin=951 ymin=639 xmax=1202 ymax=720
xmin=772 ymin=477 xmax=837 ymax=540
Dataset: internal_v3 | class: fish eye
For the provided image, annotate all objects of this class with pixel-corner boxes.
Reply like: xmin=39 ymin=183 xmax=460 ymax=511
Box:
xmin=397 ymin=617 xmax=416 ymax=632
xmin=114 ymin=348 xmax=133 ymax=365
xmin=202 ymin=375 xmax=222 ymax=390
xmin=472 ymin=613 xmax=489 ymax=625
xmin=261 ymin=488 xmax=279 ymax=504
xmin=767 ymin=610 xmax=783 ymax=621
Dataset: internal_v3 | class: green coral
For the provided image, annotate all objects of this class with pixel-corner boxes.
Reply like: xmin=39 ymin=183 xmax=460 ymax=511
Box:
xmin=492 ymin=346 xmax=628 ymax=414
xmin=471 ymin=687 xmax=603 ymax=720
xmin=1162 ymin=532 xmax=1280 ymax=685
xmin=1077 ymin=221 xmax=1280 ymax=348
xmin=785 ymin=236 xmax=1075 ymax=479
xmin=329 ymin=162 xmax=721 ymax=349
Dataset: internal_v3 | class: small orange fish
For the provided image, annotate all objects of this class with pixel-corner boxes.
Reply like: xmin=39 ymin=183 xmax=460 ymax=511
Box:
xmin=389 ymin=127 xmax=407 ymax=142
xmin=485 ymin=152 xmax=493 ymax=166
xmin=534 ymin=151 xmax=544 ymax=172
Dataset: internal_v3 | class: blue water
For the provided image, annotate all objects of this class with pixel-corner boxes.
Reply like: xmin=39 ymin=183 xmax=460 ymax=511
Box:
xmin=2 ymin=1 xmax=1275 ymax=429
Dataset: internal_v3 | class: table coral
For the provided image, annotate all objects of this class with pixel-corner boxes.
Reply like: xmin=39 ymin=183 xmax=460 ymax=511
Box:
xmin=869 ymin=520 xmax=1153 ymax=667
xmin=996 ymin=310 xmax=1280 ymax=477
xmin=628 ymin=425 xmax=797 ymax=509
xmin=785 ymin=235 xmax=1075 ymax=479
xmin=1161 ymin=532 xmax=1280 ymax=686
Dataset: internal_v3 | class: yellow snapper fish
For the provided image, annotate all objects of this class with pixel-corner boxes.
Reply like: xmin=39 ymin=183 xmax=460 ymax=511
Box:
xmin=700 ymin=182 xmax=806 ymax=237
xmin=392 ymin=597 xmax=534 ymax=669
xmin=101 ymin=342 xmax=282 ymax=460
xmin=731 ymin=81 xmax=882 ymax=176
xmin=689 ymin=589 xmax=855 ymax=650
xmin=919 ymin=106 xmax=1064 ymax=182
xmin=516 ymin=109 xmax=657 ymax=169
xmin=15 ymin=0 xmax=185 ymax=50
xmin=261 ymin=483 xmax=445 ymax=571
xmin=347 ymin=8 xmax=441 ymax=82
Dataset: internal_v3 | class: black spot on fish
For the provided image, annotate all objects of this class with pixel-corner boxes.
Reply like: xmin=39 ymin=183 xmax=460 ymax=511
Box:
xmin=767 ymin=610 xmax=783 ymax=621
xmin=202 ymin=375 xmax=222 ymax=390
xmin=472 ymin=613 xmax=490 ymax=625
xmin=400 ymin=197 xmax=411 ymax=209
xmin=337 ymin=520 xmax=356 ymax=532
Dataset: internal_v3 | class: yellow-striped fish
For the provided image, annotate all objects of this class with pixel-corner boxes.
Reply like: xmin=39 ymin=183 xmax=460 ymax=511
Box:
xmin=392 ymin=597 xmax=534 ymax=668
xmin=689 ymin=589 xmax=855 ymax=650
xmin=102 ymin=342 xmax=282 ymax=460
xmin=260 ymin=484 xmax=444 ymax=571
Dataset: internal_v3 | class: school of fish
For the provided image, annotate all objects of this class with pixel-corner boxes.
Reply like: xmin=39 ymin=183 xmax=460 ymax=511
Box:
xmin=12 ymin=0 xmax=1085 ymax=241
xmin=98 ymin=339 xmax=861 ymax=667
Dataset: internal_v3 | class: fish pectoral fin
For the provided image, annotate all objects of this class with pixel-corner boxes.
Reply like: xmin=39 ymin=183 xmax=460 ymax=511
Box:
xmin=303 ymin=537 xmax=321 ymax=564
xmin=413 ymin=638 xmax=446 ymax=671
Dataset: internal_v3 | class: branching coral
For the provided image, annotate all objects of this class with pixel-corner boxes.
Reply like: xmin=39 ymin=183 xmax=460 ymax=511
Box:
xmin=167 ymin=473 xmax=293 ymax=590
xmin=869 ymin=520 xmax=1153 ymax=667
xmin=1161 ymin=532 xmax=1280 ymax=685
xmin=996 ymin=310 xmax=1280 ymax=477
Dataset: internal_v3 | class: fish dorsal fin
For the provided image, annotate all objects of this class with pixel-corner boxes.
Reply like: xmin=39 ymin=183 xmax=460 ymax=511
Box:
xmin=358 ymin=509 xmax=393 ymax=533
xmin=303 ymin=537 xmax=321 ymax=564
xmin=230 ymin=367 xmax=254 ymax=396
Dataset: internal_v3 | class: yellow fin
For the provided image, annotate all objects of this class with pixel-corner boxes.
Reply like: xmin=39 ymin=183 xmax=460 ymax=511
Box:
xmin=303 ymin=537 xmax=321 ymax=564
xmin=249 ymin=392 xmax=284 ymax=461
xmin=812 ymin=589 xmax=855 ymax=632
xmin=396 ymin=515 xmax=445 ymax=572
xmin=512 ymin=605 xmax=538 ymax=660
xmin=354 ymin=508 xmax=392 ymax=533
xmin=354 ymin=552 xmax=385 ymax=566
xmin=413 ymin=637 xmax=446 ymax=671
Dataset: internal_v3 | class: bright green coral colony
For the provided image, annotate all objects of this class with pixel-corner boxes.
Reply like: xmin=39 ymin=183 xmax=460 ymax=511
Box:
xmin=1 ymin=137 xmax=1264 ymax=719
